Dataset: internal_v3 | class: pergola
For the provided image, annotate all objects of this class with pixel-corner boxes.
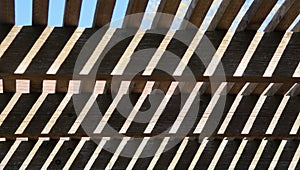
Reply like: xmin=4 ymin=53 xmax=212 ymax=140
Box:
xmin=0 ymin=0 xmax=299 ymax=169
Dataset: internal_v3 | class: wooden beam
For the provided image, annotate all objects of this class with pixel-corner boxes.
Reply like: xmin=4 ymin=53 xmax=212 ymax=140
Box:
xmin=0 ymin=138 xmax=297 ymax=169
xmin=0 ymin=28 xmax=296 ymax=76
xmin=63 ymin=0 xmax=82 ymax=26
xmin=263 ymin=0 xmax=295 ymax=32
xmin=32 ymin=0 xmax=49 ymax=25
xmin=276 ymin=0 xmax=300 ymax=31
xmin=217 ymin=0 xmax=245 ymax=30
xmin=247 ymin=0 xmax=277 ymax=30
xmin=122 ymin=0 xmax=149 ymax=28
xmin=188 ymin=0 xmax=213 ymax=28
xmin=0 ymin=28 xmax=299 ymax=93
xmin=236 ymin=0 xmax=263 ymax=31
xmin=179 ymin=0 xmax=199 ymax=29
xmin=206 ymin=0 xmax=231 ymax=31
xmin=0 ymin=92 xmax=298 ymax=137
xmin=0 ymin=0 xmax=14 ymax=24
xmin=186 ymin=0 xmax=213 ymax=27
xmin=151 ymin=0 xmax=181 ymax=29
xmin=94 ymin=0 xmax=116 ymax=27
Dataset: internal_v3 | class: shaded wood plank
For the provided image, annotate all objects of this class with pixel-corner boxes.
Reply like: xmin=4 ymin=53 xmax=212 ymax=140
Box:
xmin=151 ymin=0 xmax=181 ymax=29
xmin=122 ymin=0 xmax=149 ymax=28
xmin=33 ymin=0 xmax=49 ymax=25
xmin=94 ymin=0 xmax=116 ymax=27
xmin=246 ymin=0 xmax=277 ymax=30
xmin=276 ymin=1 xmax=300 ymax=31
xmin=64 ymin=0 xmax=82 ymax=26
xmin=0 ymin=0 xmax=14 ymax=24
xmin=263 ymin=0 xmax=295 ymax=32
xmin=217 ymin=0 xmax=245 ymax=30
xmin=188 ymin=0 xmax=213 ymax=28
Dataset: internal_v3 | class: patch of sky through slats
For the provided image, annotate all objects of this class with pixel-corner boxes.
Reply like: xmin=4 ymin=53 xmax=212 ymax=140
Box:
xmin=170 ymin=0 xmax=192 ymax=30
xmin=48 ymin=0 xmax=66 ymax=26
xmin=258 ymin=0 xmax=286 ymax=32
xmin=15 ymin=0 xmax=32 ymax=25
xmin=110 ymin=0 xmax=130 ymax=28
xmin=79 ymin=0 xmax=98 ymax=28
xmin=140 ymin=0 xmax=161 ymax=30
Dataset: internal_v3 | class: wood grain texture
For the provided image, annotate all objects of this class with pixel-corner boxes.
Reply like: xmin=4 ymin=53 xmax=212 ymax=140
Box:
xmin=276 ymin=0 xmax=300 ymax=31
xmin=64 ymin=0 xmax=82 ymax=26
xmin=122 ymin=0 xmax=149 ymax=28
xmin=94 ymin=0 xmax=116 ymax=27
xmin=246 ymin=0 xmax=277 ymax=30
xmin=0 ymin=28 xmax=299 ymax=93
xmin=33 ymin=0 xmax=49 ymax=25
xmin=263 ymin=0 xmax=295 ymax=32
xmin=188 ymin=0 xmax=213 ymax=28
xmin=0 ymin=138 xmax=298 ymax=169
xmin=151 ymin=0 xmax=181 ymax=29
xmin=0 ymin=93 xmax=298 ymax=137
xmin=217 ymin=0 xmax=245 ymax=30
xmin=0 ymin=0 xmax=14 ymax=24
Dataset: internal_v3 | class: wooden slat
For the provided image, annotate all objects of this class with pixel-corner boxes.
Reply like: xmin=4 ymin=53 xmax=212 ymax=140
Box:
xmin=246 ymin=0 xmax=277 ymax=30
xmin=188 ymin=0 xmax=213 ymax=28
xmin=64 ymin=0 xmax=82 ymax=26
xmin=206 ymin=0 xmax=231 ymax=31
xmin=0 ymin=138 xmax=295 ymax=169
xmin=236 ymin=0 xmax=263 ymax=31
xmin=151 ymin=0 xmax=181 ymax=29
xmin=217 ymin=0 xmax=245 ymax=30
xmin=179 ymin=0 xmax=199 ymax=29
xmin=0 ymin=93 xmax=298 ymax=137
xmin=263 ymin=0 xmax=295 ymax=32
xmin=122 ymin=0 xmax=149 ymax=28
xmin=32 ymin=0 xmax=49 ymax=25
xmin=94 ymin=0 xmax=116 ymax=27
xmin=0 ymin=28 xmax=298 ymax=93
xmin=0 ymin=0 xmax=299 ymax=31
xmin=276 ymin=1 xmax=300 ymax=31
xmin=0 ymin=0 xmax=14 ymax=24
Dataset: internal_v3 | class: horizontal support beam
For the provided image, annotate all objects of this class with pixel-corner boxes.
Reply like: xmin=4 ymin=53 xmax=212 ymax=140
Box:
xmin=0 ymin=93 xmax=298 ymax=137
xmin=0 ymin=137 xmax=298 ymax=169
xmin=0 ymin=27 xmax=299 ymax=92
xmin=0 ymin=28 xmax=299 ymax=77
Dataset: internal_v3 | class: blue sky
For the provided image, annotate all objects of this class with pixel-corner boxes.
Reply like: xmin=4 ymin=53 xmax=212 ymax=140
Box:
xmin=15 ymin=0 xmax=128 ymax=27
xmin=15 ymin=0 xmax=189 ymax=28
xmin=15 ymin=0 xmax=140 ymax=27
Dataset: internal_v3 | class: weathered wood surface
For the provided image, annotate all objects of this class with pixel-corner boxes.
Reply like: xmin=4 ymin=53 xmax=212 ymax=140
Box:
xmin=0 ymin=27 xmax=299 ymax=93
xmin=0 ymin=0 xmax=299 ymax=32
xmin=187 ymin=0 xmax=213 ymax=28
xmin=0 ymin=138 xmax=298 ymax=169
xmin=33 ymin=0 xmax=49 ymax=25
xmin=276 ymin=0 xmax=300 ymax=31
xmin=151 ymin=0 xmax=182 ymax=29
xmin=0 ymin=0 xmax=14 ymax=24
xmin=0 ymin=1 xmax=299 ymax=169
xmin=122 ymin=0 xmax=149 ymax=28
xmin=64 ymin=0 xmax=82 ymax=26
xmin=1 ymin=27 xmax=300 ymax=76
xmin=94 ymin=0 xmax=116 ymax=27
xmin=0 ymin=93 xmax=298 ymax=137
